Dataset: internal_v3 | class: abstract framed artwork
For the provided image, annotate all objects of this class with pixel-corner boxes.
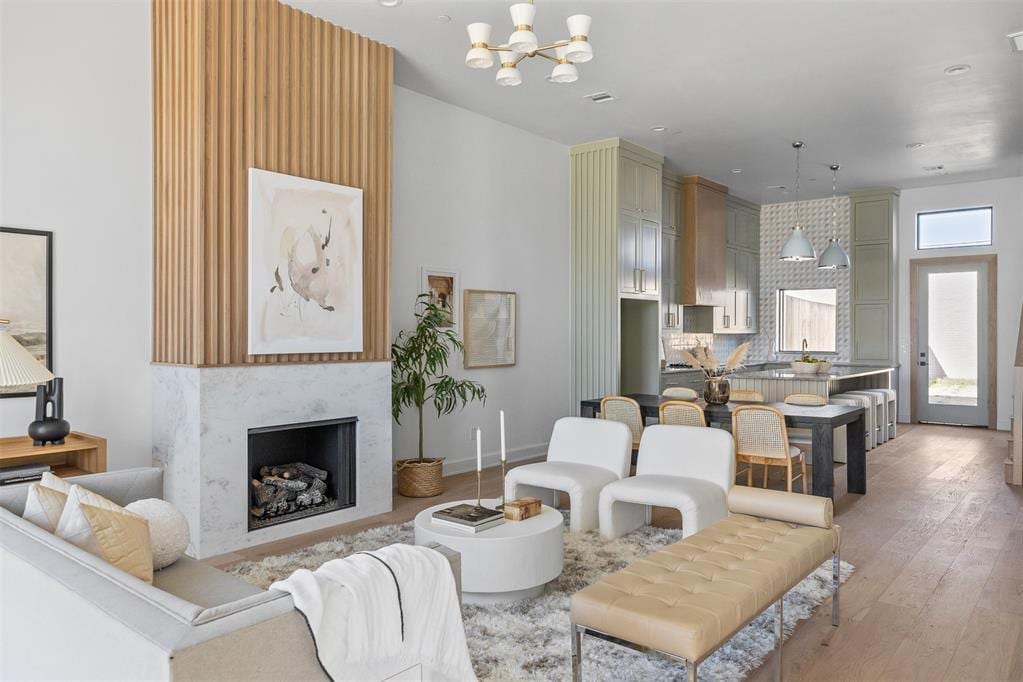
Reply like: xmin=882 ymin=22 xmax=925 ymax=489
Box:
xmin=248 ymin=169 xmax=364 ymax=355
xmin=0 ymin=227 xmax=53 ymax=398
xmin=463 ymin=289 xmax=517 ymax=369
xmin=420 ymin=266 xmax=459 ymax=331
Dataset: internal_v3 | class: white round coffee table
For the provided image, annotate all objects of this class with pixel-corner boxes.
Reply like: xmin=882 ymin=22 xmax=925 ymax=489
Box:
xmin=414 ymin=498 xmax=564 ymax=604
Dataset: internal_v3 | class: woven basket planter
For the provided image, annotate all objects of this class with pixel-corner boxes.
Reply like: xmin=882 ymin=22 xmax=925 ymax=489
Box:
xmin=395 ymin=458 xmax=444 ymax=498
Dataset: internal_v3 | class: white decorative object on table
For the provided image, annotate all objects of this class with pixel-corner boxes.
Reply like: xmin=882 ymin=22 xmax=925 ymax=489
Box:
xmin=598 ymin=425 xmax=734 ymax=540
xmin=414 ymin=497 xmax=563 ymax=604
xmin=126 ymin=498 xmax=190 ymax=570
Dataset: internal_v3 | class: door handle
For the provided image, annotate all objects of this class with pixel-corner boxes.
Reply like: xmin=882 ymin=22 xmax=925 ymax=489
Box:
xmin=919 ymin=360 xmax=928 ymax=366
xmin=633 ymin=268 xmax=639 ymax=292
xmin=640 ymin=269 xmax=647 ymax=292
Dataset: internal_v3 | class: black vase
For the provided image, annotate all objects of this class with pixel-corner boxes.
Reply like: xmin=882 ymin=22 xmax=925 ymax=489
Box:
xmin=28 ymin=378 xmax=71 ymax=446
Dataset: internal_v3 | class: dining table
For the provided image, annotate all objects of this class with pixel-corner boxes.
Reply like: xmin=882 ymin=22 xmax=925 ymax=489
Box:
xmin=579 ymin=394 xmax=867 ymax=500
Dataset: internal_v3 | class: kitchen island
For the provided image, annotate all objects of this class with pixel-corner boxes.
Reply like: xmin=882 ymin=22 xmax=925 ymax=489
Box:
xmin=729 ymin=365 xmax=894 ymax=403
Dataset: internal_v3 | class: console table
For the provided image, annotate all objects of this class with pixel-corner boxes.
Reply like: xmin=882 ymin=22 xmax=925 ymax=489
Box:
xmin=0 ymin=432 xmax=107 ymax=479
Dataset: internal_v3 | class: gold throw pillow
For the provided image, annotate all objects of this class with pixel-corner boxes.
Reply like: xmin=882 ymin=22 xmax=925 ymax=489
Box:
xmin=55 ymin=485 xmax=154 ymax=584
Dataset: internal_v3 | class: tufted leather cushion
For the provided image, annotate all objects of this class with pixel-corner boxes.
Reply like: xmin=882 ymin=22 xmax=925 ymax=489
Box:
xmin=570 ymin=513 xmax=840 ymax=662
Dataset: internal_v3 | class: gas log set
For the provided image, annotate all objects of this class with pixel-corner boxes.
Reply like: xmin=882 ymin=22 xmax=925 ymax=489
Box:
xmin=250 ymin=462 xmax=333 ymax=520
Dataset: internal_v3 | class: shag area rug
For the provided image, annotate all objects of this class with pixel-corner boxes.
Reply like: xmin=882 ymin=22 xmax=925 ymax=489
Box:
xmin=228 ymin=519 xmax=853 ymax=681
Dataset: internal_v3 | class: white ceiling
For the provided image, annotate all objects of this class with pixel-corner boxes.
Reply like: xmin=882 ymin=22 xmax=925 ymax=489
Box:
xmin=288 ymin=0 xmax=1023 ymax=203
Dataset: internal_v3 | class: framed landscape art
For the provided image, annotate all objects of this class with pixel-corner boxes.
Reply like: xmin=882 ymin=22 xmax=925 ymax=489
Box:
xmin=248 ymin=169 xmax=364 ymax=355
xmin=463 ymin=289 xmax=517 ymax=369
xmin=0 ymin=227 xmax=53 ymax=398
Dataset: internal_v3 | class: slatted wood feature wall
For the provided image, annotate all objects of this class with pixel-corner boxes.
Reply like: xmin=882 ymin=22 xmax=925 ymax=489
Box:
xmin=152 ymin=0 xmax=393 ymax=366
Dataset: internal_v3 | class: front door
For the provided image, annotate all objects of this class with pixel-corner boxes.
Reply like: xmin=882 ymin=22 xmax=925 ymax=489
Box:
xmin=914 ymin=260 xmax=990 ymax=426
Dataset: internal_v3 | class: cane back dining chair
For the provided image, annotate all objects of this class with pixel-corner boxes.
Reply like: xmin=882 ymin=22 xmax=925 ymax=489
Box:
xmin=600 ymin=396 xmax=644 ymax=451
xmin=662 ymin=386 xmax=700 ymax=401
xmin=732 ymin=404 xmax=807 ymax=493
xmin=659 ymin=400 xmax=707 ymax=428
xmin=729 ymin=389 xmax=765 ymax=403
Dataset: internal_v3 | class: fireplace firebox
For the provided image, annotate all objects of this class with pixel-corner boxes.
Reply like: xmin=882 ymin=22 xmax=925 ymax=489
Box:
xmin=247 ymin=417 xmax=356 ymax=531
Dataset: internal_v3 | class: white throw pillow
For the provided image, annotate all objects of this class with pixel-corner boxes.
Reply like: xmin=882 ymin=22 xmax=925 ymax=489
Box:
xmin=125 ymin=498 xmax=190 ymax=570
xmin=55 ymin=485 xmax=154 ymax=583
xmin=22 ymin=483 xmax=68 ymax=532
xmin=40 ymin=471 xmax=72 ymax=495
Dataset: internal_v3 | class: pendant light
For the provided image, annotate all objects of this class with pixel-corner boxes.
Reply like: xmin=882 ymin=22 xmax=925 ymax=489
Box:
xmin=779 ymin=141 xmax=816 ymax=262
xmin=818 ymin=164 xmax=851 ymax=269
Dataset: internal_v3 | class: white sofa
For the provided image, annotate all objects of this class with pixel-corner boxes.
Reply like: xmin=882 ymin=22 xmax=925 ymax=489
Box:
xmin=598 ymin=425 xmax=735 ymax=540
xmin=0 ymin=468 xmax=460 ymax=681
xmin=504 ymin=417 xmax=632 ymax=533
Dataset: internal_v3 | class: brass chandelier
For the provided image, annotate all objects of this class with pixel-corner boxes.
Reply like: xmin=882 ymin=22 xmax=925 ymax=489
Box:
xmin=464 ymin=1 xmax=593 ymax=86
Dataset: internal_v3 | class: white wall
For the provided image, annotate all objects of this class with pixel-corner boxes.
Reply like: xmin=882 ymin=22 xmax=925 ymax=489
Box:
xmin=0 ymin=0 xmax=153 ymax=468
xmin=391 ymin=86 xmax=571 ymax=474
xmin=897 ymin=176 xmax=1023 ymax=429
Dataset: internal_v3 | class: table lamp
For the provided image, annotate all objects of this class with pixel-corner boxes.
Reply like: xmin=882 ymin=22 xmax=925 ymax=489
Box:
xmin=0 ymin=323 xmax=69 ymax=446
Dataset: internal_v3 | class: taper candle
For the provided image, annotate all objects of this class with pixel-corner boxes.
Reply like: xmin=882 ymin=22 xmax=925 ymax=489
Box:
xmin=500 ymin=410 xmax=506 ymax=462
xmin=476 ymin=427 xmax=482 ymax=471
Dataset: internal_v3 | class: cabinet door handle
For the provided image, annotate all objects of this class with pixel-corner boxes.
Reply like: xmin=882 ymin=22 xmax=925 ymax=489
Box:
xmin=640 ymin=269 xmax=647 ymax=292
xmin=723 ymin=314 xmax=730 ymax=329
xmin=633 ymin=268 xmax=639 ymax=292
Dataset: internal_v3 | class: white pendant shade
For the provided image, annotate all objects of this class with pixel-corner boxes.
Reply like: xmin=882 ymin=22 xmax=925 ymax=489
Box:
xmin=818 ymin=238 xmax=851 ymax=269
xmin=465 ymin=23 xmax=495 ymax=68
xmin=550 ymin=47 xmax=578 ymax=83
xmin=565 ymin=15 xmax=593 ymax=62
xmin=496 ymin=67 xmax=522 ymax=86
xmin=0 ymin=330 xmax=54 ymax=389
xmin=779 ymin=226 xmax=817 ymax=261
xmin=507 ymin=3 xmax=538 ymax=52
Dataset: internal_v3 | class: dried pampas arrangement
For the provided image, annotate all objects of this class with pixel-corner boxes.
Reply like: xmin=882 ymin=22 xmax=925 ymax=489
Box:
xmin=681 ymin=341 xmax=751 ymax=378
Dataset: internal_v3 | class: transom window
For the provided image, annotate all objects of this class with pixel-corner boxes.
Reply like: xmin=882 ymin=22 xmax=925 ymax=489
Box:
xmin=916 ymin=207 xmax=992 ymax=250
xmin=777 ymin=288 xmax=837 ymax=353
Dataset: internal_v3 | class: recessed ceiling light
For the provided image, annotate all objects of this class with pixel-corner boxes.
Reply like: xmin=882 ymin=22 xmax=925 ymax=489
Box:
xmin=436 ymin=14 xmax=451 ymax=23
xmin=650 ymin=126 xmax=666 ymax=133
xmin=378 ymin=0 xmax=402 ymax=7
xmin=1008 ymin=31 xmax=1023 ymax=53
xmin=943 ymin=64 xmax=971 ymax=76
xmin=923 ymin=164 xmax=945 ymax=171
xmin=906 ymin=142 xmax=926 ymax=150
xmin=730 ymin=169 xmax=743 ymax=174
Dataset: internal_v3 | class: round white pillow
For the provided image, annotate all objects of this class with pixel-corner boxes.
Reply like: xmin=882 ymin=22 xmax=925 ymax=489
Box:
xmin=125 ymin=498 xmax=190 ymax=570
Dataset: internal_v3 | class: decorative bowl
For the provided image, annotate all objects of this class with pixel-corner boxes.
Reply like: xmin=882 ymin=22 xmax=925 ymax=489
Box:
xmin=790 ymin=361 xmax=819 ymax=374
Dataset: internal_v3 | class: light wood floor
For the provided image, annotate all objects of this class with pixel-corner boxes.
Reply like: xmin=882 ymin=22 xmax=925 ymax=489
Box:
xmin=209 ymin=424 xmax=1022 ymax=682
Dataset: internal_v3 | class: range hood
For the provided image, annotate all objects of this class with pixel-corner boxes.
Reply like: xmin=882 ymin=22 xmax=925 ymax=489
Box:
xmin=679 ymin=175 xmax=728 ymax=307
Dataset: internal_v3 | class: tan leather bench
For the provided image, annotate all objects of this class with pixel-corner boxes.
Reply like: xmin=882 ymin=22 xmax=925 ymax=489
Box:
xmin=570 ymin=486 xmax=840 ymax=681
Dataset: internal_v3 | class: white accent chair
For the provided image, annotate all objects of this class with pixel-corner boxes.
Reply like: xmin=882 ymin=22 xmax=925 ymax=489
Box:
xmin=597 ymin=425 xmax=735 ymax=540
xmin=504 ymin=417 xmax=632 ymax=533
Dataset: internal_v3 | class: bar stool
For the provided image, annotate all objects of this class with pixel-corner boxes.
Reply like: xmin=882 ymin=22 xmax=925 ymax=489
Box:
xmin=844 ymin=390 xmax=887 ymax=445
xmin=784 ymin=393 xmax=848 ymax=465
xmin=830 ymin=393 xmax=875 ymax=451
xmin=861 ymin=388 xmax=897 ymax=439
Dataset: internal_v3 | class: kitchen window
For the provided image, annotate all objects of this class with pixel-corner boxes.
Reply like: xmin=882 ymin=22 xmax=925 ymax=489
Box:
xmin=777 ymin=288 xmax=837 ymax=353
xmin=916 ymin=207 xmax=992 ymax=250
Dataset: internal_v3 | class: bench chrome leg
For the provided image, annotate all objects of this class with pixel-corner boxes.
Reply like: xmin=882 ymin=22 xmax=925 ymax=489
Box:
xmin=774 ymin=598 xmax=784 ymax=682
xmin=832 ymin=550 xmax=840 ymax=627
xmin=571 ymin=624 xmax=583 ymax=682
xmin=686 ymin=659 xmax=697 ymax=682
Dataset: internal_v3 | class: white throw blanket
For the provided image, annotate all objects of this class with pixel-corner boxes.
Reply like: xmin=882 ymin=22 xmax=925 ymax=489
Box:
xmin=271 ymin=544 xmax=477 ymax=682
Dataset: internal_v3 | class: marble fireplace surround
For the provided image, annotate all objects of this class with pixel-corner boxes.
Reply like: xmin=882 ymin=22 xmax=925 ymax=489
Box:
xmin=153 ymin=362 xmax=392 ymax=559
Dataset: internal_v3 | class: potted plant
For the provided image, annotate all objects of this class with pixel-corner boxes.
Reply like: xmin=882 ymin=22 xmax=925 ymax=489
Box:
xmin=681 ymin=342 xmax=751 ymax=405
xmin=392 ymin=294 xmax=486 ymax=497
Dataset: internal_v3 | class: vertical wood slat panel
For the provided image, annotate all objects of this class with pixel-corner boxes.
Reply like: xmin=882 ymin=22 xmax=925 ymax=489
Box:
xmin=153 ymin=0 xmax=393 ymax=366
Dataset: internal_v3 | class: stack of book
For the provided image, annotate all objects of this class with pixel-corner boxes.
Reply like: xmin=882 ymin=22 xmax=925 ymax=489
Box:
xmin=432 ymin=503 xmax=504 ymax=533
xmin=0 ymin=463 xmax=51 ymax=486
